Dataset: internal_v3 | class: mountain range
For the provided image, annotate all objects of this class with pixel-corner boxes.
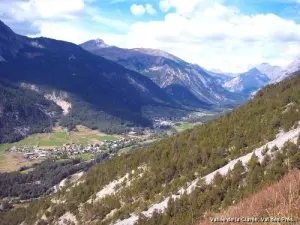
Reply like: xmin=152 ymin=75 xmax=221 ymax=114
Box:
xmin=221 ymin=57 xmax=300 ymax=97
xmin=81 ymin=39 xmax=300 ymax=101
xmin=80 ymin=39 xmax=244 ymax=107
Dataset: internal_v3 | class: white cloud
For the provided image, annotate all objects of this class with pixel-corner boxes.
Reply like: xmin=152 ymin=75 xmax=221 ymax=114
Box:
xmin=146 ymin=4 xmax=157 ymax=15
xmin=130 ymin=4 xmax=157 ymax=16
xmin=159 ymin=0 xmax=171 ymax=12
xmin=159 ymin=0 xmax=214 ymax=14
xmin=119 ymin=2 xmax=300 ymax=72
xmin=19 ymin=0 xmax=84 ymax=18
xmin=130 ymin=4 xmax=146 ymax=16
xmin=34 ymin=21 xmax=124 ymax=45
xmin=11 ymin=0 xmax=85 ymax=20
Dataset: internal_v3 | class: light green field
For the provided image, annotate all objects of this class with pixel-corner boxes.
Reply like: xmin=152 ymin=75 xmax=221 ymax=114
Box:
xmin=73 ymin=153 xmax=95 ymax=160
xmin=0 ymin=144 xmax=13 ymax=161
xmin=118 ymin=138 xmax=160 ymax=155
xmin=98 ymin=136 xmax=119 ymax=141
xmin=0 ymin=144 xmax=13 ymax=152
xmin=174 ymin=122 xmax=197 ymax=132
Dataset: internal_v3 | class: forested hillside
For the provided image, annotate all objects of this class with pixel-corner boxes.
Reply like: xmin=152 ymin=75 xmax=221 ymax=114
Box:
xmin=0 ymin=79 xmax=61 ymax=144
xmin=1 ymin=73 xmax=300 ymax=225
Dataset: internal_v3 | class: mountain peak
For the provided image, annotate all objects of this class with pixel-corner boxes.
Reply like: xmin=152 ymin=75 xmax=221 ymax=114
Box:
xmin=93 ymin=38 xmax=109 ymax=47
xmin=256 ymin=62 xmax=283 ymax=81
xmin=80 ymin=39 xmax=110 ymax=51
xmin=259 ymin=62 xmax=271 ymax=66
xmin=246 ymin=67 xmax=261 ymax=73
xmin=223 ymin=67 xmax=270 ymax=95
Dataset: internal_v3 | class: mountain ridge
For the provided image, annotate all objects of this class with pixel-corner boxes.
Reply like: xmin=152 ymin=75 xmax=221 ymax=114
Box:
xmin=80 ymin=39 xmax=245 ymax=106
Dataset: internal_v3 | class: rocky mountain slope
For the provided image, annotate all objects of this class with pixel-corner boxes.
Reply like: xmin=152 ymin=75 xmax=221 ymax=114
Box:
xmin=223 ymin=68 xmax=270 ymax=96
xmin=81 ymin=40 xmax=244 ymax=107
xmin=270 ymin=56 xmax=300 ymax=83
xmin=0 ymin=20 xmax=182 ymax=135
xmin=2 ymin=72 xmax=300 ymax=225
xmin=256 ymin=62 xmax=283 ymax=81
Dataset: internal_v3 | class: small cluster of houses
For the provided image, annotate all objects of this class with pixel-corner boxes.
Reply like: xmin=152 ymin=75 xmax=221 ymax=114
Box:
xmin=8 ymin=146 xmax=52 ymax=160
xmin=153 ymin=119 xmax=174 ymax=129
xmin=102 ymin=137 xmax=137 ymax=149
xmin=61 ymin=143 xmax=103 ymax=155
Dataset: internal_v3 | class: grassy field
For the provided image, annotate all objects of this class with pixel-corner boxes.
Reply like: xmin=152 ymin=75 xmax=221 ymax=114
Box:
xmin=118 ymin=138 xmax=160 ymax=155
xmin=98 ymin=135 xmax=119 ymax=141
xmin=0 ymin=153 xmax=42 ymax=173
xmin=174 ymin=122 xmax=199 ymax=132
xmin=0 ymin=144 xmax=13 ymax=161
xmin=72 ymin=153 xmax=95 ymax=160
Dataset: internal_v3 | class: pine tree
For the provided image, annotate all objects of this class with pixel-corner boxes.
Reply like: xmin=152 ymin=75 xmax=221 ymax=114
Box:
xmin=247 ymin=154 xmax=259 ymax=171
xmin=213 ymin=172 xmax=224 ymax=186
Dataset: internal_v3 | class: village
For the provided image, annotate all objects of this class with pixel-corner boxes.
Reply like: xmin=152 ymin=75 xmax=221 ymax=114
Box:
xmin=6 ymin=135 xmax=154 ymax=161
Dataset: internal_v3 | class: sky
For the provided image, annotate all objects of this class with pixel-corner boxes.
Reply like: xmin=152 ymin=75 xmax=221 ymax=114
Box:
xmin=0 ymin=0 xmax=300 ymax=73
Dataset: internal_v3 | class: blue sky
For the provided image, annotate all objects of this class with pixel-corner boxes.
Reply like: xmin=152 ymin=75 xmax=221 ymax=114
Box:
xmin=0 ymin=0 xmax=300 ymax=72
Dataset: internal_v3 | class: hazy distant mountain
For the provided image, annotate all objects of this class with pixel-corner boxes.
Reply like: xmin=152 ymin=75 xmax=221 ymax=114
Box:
xmin=0 ymin=20 xmax=180 ymax=134
xmin=271 ymin=56 xmax=300 ymax=83
xmin=223 ymin=68 xmax=270 ymax=96
xmin=221 ymin=57 xmax=300 ymax=97
xmin=205 ymin=69 xmax=236 ymax=86
xmin=81 ymin=39 xmax=245 ymax=106
xmin=256 ymin=63 xmax=283 ymax=81
xmin=207 ymin=69 xmax=238 ymax=77
xmin=256 ymin=57 xmax=300 ymax=84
